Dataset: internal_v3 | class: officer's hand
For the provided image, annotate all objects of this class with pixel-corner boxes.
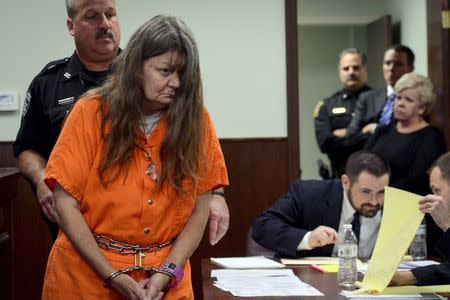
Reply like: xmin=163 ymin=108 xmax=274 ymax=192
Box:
xmin=420 ymin=194 xmax=450 ymax=231
xmin=361 ymin=123 xmax=377 ymax=135
xmin=37 ymin=182 xmax=57 ymax=223
xmin=333 ymin=128 xmax=347 ymax=138
xmin=308 ymin=226 xmax=338 ymax=248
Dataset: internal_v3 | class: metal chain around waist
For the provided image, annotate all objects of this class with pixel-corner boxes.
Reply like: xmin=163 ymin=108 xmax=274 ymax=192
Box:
xmin=93 ymin=233 xmax=174 ymax=254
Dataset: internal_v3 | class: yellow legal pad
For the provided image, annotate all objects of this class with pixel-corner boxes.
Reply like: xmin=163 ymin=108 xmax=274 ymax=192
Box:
xmin=319 ymin=264 xmax=339 ymax=273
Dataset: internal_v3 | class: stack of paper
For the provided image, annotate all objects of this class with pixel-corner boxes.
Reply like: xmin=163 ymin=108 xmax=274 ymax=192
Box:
xmin=210 ymin=256 xmax=284 ymax=269
xmin=211 ymin=268 xmax=323 ymax=297
xmin=281 ymin=256 xmax=339 ymax=265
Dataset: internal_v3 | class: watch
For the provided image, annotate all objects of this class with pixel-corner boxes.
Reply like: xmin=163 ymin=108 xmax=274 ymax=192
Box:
xmin=160 ymin=262 xmax=184 ymax=288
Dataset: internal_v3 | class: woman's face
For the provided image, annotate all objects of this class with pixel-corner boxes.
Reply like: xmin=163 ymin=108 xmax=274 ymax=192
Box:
xmin=394 ymin=87 xmax=425 ymax=122
xmin=141 ymin=50 xmax=184 ymax=114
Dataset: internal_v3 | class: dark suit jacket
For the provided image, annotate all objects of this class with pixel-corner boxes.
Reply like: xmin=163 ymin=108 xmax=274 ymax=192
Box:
xmin=412 ymin=229 xmax=450 ymax=285
xmin=251 ymin=180 xmax=343 ymax=258
xmin=347 ymin=87 xmax=387 ymax=138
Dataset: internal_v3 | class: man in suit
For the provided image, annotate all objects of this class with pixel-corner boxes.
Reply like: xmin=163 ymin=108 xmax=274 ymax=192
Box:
xmin=346 ymin=44 xmax=415 ymax=140
xmin=391 ymin=153 xmax=450 ymax=286
xmin=314 ymin=48 xmax=371 ymax=178
xmin=252 ymin=151 xmax=390 ymax=259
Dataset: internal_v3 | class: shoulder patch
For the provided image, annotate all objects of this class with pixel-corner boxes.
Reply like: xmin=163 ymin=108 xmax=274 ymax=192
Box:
xmin=21 ymin=90 xmax=31 ymax=118
xmin=313 ymin=100 xmax=324 ymax=118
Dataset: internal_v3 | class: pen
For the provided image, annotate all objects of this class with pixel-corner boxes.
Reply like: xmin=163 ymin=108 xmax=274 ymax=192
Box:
xmin=309 ymin=264 xmax=325 ymax=273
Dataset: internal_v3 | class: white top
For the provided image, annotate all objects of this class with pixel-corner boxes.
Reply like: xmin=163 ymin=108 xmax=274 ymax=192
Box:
xmin=140 ymin=112 xmax=163 ymax=137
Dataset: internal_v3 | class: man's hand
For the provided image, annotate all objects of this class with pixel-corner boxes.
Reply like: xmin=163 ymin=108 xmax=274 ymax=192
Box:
xmin=308 ymin=226 xmax=338 ymax=248
xmin=208 ymin=194 xmax=229 ymax=246
xmin=17 ymin=150 xmax=57 ymax=221
xmin=36 ymin=181 xmax=57 ymax=222
xmin=333 ymin=128 xmax=347 ymax=138
xmin=420 ymin=194 xmax=450 ymax=231
xmin=389 ymin=271 xmax=418 ymax=286
xmin=361 ymin=123 xmax=377 ymax=135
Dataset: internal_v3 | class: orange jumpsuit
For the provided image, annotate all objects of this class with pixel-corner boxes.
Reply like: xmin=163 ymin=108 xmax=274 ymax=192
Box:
xmin=43 ymin=97 xmax=228 ymax=299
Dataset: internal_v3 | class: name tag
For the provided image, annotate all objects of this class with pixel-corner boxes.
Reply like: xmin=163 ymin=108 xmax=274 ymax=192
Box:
xmin=58 ymin=96 xmax=75 ymax=106
xmin=332 ymin=107 xmax=347 ymax=114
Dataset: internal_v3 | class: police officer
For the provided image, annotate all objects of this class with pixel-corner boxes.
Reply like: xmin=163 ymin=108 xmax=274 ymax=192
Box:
xmin=13 ymin=0 xmax=121 ymax=239
xmin=13 ymin=0 xmax=229 ymax=245
xmin=314 ymin=48 xmax=371 ymax=178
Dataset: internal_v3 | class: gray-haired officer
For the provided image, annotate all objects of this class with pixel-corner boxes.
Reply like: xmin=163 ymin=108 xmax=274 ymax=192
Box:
xmin=314 ymin=48 xmax=371 ymax=178
xmin=13 ymin=0 xmax=121 ymax=239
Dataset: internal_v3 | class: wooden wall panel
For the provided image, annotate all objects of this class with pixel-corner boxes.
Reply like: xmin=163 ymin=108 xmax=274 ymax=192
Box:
xmin=190 ymin=138 xmax=290 ymax=298
xmin=12 ymin=175 xmax=53 ymax=300
xmin=0 ymin=142 xmax=16 ymax=168
xmin=1 ymin=138 xmax=290 ymax=299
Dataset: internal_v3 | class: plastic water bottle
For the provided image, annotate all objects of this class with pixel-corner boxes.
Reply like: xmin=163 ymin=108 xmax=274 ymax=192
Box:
xmin=410 ymin=223 xmax=427 ymax=260
xmin=338 ymin=224 xmax=358 ymax=289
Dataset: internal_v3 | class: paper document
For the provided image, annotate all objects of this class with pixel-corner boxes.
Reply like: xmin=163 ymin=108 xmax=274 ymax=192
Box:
xmin=358 ymin=260 xmax=440 ymax=274
xmin=210 ymin=256 xmax=284 ymax=269
xmin=281 ymin=256 xmax=339 ymax=265
xmin=342 ymin=290 xmax=446 ymax=299
xmin=211 ymin=268 xmax=323 ymax=297
xmin=398 ymin=260 xmax=440 ymax=270
xmin=352 ymin=187 xmax=450 ymax=295
xmin=358 ymin=187 xmax=424 ymax=293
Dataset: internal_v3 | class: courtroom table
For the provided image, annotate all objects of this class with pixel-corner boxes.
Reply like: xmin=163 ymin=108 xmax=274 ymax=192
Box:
xmin=201 ymin=258 xmax=348 ymax=299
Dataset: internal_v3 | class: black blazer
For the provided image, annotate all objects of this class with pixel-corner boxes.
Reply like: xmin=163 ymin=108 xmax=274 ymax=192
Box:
xmin=251 ymin=180 xmax=343 ymax=258
xmin=412 ymin=229 xmax=450 ymax=285
xmin=347 ymin=87 xmax=387 ymax=138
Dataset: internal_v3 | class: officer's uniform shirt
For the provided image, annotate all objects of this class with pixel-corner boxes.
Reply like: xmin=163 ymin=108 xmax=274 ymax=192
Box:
xmin=314 ymin=85 xmax=371 ymax=177
xmin=13 ymin=52 xmax=109 ymax=160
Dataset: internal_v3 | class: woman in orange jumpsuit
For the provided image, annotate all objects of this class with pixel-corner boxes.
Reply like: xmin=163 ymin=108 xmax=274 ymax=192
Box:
xmin=42 ymin=15 xmax=228 ymax=299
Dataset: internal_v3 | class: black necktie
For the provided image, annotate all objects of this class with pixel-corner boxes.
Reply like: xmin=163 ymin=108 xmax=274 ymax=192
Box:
xmin=351 ymin=211 xmax=361 ymax=243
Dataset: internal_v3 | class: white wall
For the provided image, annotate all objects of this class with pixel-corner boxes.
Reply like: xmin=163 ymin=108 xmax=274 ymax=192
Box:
xmin=298 ymin=0 xmax=388 ymax=23
xmin=0 ymin=0 xmax=286 ymax=141
xmin=387 ymin=0 xmax=428 ymax=75
xmin=298 ymin=25 xmax=367 ymax=179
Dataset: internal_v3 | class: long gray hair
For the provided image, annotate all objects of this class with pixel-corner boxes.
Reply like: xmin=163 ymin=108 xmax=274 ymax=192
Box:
xmin=95 ymin=15 xmax=205 ymax=194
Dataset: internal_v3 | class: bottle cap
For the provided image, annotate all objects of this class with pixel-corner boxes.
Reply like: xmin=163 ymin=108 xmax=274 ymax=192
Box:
xmin=343 ymin=224 xmax=352 ymax=229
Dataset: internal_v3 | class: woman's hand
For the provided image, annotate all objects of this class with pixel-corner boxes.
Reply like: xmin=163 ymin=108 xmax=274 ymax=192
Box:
xmin=139 ymin=272 xmax=171 ymax=299
xmin=110 ymin=274 xmax=150 ymax=300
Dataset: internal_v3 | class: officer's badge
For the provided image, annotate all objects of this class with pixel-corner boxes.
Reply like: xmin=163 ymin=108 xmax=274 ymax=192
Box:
xmin=332 ymin=107 xmax=347 ymax=114
xmin=58 ymin=96 xmax=75 ymax=106
xmin=313 ymin=100 xmax=324 ymax=118
xmin=21 ymin=90 xmax=31 ymax=118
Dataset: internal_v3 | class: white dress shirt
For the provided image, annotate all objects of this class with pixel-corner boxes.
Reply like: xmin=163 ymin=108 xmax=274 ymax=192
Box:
xmin=298 ymin=190 xmax=381 ymax=260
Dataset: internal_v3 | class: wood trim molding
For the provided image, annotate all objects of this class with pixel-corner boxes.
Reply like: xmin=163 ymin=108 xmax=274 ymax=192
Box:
xmin=285 ymin=0 xmax=300 ymax=181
